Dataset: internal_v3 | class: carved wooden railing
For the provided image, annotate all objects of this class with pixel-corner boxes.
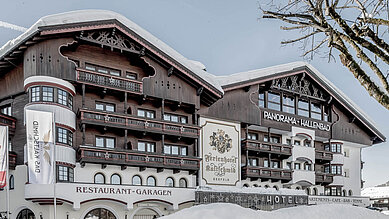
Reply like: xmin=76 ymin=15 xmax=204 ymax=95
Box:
xmin=76 ymin=68 xmax=143 ymax=94
xmin=243 ymin=166 xmax=292 ymax=181
xmin=315 ymin=150 xmax=333 ymax=161
xmin=79 ymin=109 xmax=199 ymax=137
xmin=78 ymin=146 xmax=200 ymax=171
xmin=242 ymin=139 xmax=292 ymax=156
xmin=315 ymin=172 xmax=333 ymax=184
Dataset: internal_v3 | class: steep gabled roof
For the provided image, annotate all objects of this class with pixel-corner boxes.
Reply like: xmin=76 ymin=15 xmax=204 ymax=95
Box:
xmin=216 ymin=61 xmax=386 ymax=143
xmin=0 ymin=10 xmax=223 ymax=97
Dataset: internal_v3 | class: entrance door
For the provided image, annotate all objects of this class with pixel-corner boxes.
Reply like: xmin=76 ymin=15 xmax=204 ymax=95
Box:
xmin=133 ymin=208 xmax=160 ymax=219
xmin=84 ymin=208 xmax=116 ymax=219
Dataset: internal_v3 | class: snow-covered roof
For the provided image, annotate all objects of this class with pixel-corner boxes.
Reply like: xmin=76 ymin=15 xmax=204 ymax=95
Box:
xmin=216 ymin=61 xmax=385 ymax=143
xmin=0 ymin=9 xmax=223 ymax=95
xmin=362 ymin=186 xmax=389 ymax=199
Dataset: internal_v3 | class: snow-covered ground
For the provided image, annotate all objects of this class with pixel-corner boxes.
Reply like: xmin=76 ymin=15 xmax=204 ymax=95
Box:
xmin=161 ymin=203 xmax=388 ymax=219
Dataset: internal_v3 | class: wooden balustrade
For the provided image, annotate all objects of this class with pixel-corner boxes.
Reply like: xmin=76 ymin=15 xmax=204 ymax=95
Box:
xmin=315 ymin=150 xmax=333 ymax=161
xmin=0 ymin=113 xmax=16 ymax=134
xmin=242 ymin=139 xmax=292 ymax=156
xmin=243 ymin=166 xmax=292 ymax=182
xmin=78 ymin=146 xmax=200 ymax=171
xmin=315 ymin=172 xmax=333 ymax=185
xmin=79 ymin=109 xmax=199 ymax=137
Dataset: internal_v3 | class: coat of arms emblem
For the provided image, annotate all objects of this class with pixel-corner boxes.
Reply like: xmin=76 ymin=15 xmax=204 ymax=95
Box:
xmin=209 ymin=129 xmax=232 ymax=154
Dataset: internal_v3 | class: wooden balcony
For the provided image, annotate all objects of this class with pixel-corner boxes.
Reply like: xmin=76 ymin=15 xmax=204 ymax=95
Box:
xmin=76 ymin=68 xmax=143 ymax=94
xmin=0 ymin=113 xmax=16 ymax=135
xmin=242 ymin=139 xmax=292 ymax=157
xmin=79 ymin=109 xmax=199 ymax=138
xmin=242 ymin=166 xmax=292 ymax=182
xmin=78 ymin=146 xmax=200 ymax=172
xmin=315 ymin=172 xmax=333 ymax=185
xmin=9 ymin=151 xmax=16 ymax=170
xmin=315 ymin=150 xmax=333 ymax=163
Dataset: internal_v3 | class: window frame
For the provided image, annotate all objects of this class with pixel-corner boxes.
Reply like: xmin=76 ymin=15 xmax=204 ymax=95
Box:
xmin=95 ymin=101 xmax=116 ymax=112
xmin=163 ymin=113 xmax=188 ymax=124
xmin=267 ymin=91 xmax=281 ymax=111
xmin=85 ymin=63 xmax=121 ymax=77
xmin=137 ymin=108 xmax=155 ymax=119
xmin=132 ymin=175 xmax=142 ymax=186
xmin=137 ymin=141 xmax=156 ymax=153
xmin=164 ymin=144 xmax=188 ymax=156
xmin=94 ymin=173 xmax=105 ymax=184
xmin=110 ymin=174 xmax=122 ymax=185
xmin=56 ymin=127 xmax=73 ymax=146
xmin=57 ymin=165 xmax=74 ymax=182
xmin=95 ymin=136 xmax=116 ymax=148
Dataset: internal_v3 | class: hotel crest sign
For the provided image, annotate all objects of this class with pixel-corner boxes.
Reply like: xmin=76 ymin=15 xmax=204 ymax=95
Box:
xmin=200 ymin=117 xmax=240 ymax=186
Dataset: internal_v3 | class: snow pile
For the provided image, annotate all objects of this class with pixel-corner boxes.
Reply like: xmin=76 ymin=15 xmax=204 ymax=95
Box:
xmin=197 ymin=186 xmax=306 ymax=196
xmin=362 ymin=187 xmax=389 ymax=199
xmin=161 ymin=203 xmax=388 ymax=219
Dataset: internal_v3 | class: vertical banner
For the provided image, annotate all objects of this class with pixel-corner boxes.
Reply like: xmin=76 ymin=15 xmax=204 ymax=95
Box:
xmin=26 ymin=110 xmax=54 ymax=184
xmin=0 ymin=126 xmax=8 ymax=188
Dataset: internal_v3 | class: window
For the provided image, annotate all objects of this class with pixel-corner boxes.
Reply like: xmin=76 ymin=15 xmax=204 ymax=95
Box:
xmin=16 ymin=209 xmax=35 ymax=219
xmin=58 ymin=89 xmax=68 ymax=106
xmin=95 ymin=102 xmax=115 ymax=112
xmin=31 ymin=86 xmax=40 ymax=102
xmin=259 ymin=92 xmax=265 ymax=108
xmin=164 ymin=145 xmax=187 ymax=156
xmin=286 ymin=139 xmax=292 ymax=145
xmin=263 ymin=159 xmax=269 ymax=167
xmin=58 ymin=166 xmax=74 ymax=182
xmin=166 ymin=177 xmax=174 ymax=187
xmin=273 ymin=185 xmax=279 ymax=191
xmin=331 ymin=143 xmax=342 ymax=153
xmin=324 ymin=165 xmax=330 ymax=173
xmin=305 ymin=163 xmax=312 ymax=171
xmin=0 ymin=105 xmax=11 ymax=116
xmin=306 ymin=188 xmax=310 ymax=195
xmin=85 ymin=208 xmax=116 ymax=219
xmin=282 ymin=95 xmax=295 ymax=114
xmin=95 ymin=136 xmax=115 ymax=148
xmin=138 ymin=109 xmax=155 ymax=118
xmin=42 ymin=86 xmax=54 ymax=102
xmin=323 ymin=106 xmax=330 ymax=122
xmin=147 ymin=176 xmax=156 ymax=186
xmin=111 ymin=174 xmax=121 ymax=185
xmin=286 ymin=162 xmax=292 ymax=169
xmin=9 ymin=175 xmax=14 ymax=190
xmin=313 ymin=188 xmax=318 ymax=195
xmin=94 ymin=173 xmax=105 ymax=184
xmin=294 ymin=140 xmax=301 ymax=146
xmin=264 ymin=135 xmax=280 ymax=143
xmin=132 ymin=175 xmax=142 ymax=185
xmin=164 ymin=113 xmax=188 ymax=124
xmin=249 ymin=158 xmax=258 ymax=166
xmin=179 ymin=178 xmax=187 ymax=188
xmin=298 ymin=99 xmax=309 ymax=117
xmin=348 ymin=190 xmax=353 ymax=196
xmin=137 ymin=141 xmax=155 ymax=153
xmin=126 ymin=72 xmax=138 ymax=80
xmin=304 ymin=140 xmax=311 ymax=147
xmin=311 ymin=102 xmax=322 ymax=120
xmin=271 ymin=160 xmax=280 ymax=168
xmin=57 ymin=127 xmax=73 ymax=146
xmin=247 ymin=133 xmax=258 ymax=140
xmin=268 ymin=92 xmax=281 ymax=111
xmin=344 ymin=148 xmax=349 ymax=157
xmin=86 ymin=63 xmax=121 ymax=76
xmin=331 ymin=165 xmax=342 ymax=175
xmin=294 ymin=163 xmax=301 ymax=170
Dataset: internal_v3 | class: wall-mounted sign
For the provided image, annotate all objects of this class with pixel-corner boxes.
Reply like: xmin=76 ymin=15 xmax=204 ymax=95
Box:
xmin=199 ymin=117 xmax=240 ymax=186
xmin=308 ymin=196 xmax=370 ymax=207
xmin=263 ymin=111 xmax=331 ymax=131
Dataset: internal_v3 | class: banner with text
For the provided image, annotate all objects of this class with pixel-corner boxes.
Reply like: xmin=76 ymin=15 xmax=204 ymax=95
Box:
xmin=26 ymin=110 xmax=54 ymax=184
xmin=0 ymin=126 xmax=8 ymax=188
xmin=200 ymin=117 xmax=240 ymax=186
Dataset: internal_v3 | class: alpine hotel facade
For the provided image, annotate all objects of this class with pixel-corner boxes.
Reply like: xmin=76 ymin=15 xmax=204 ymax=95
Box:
xmin=0 ymin=10 xmax=385 ymax=219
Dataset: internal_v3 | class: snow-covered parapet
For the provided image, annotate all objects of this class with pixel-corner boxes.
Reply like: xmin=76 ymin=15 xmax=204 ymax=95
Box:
xmin=196 ymin=186 xmax=307 ymax=196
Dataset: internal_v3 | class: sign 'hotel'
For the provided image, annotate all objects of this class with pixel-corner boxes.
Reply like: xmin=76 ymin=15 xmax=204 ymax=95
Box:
xmin=0 ymin=10 xmax=384 ymax=219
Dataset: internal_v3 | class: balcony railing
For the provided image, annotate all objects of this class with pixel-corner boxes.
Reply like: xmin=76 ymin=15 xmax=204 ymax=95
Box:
xmin=243 ymin=166 xmax=292 ymax=182
xmin=315 ymin=150 xmax=333 ymax=161
xmin=78 ymin=146 xmax=200 ymax=171
xmin=76 ymin=68 xmax=143 ymax=94
xmin=9 ymin=151 xmax=16 ymax=170
xmin=315 ymin=172 xmax=333 ymax=185
xmin=242 ymin=139 xmax=292 ymax=156
xmin=79 ymin=109 xmax=199 ymax=138
xmin=0 ymin=113 xmax=16 ymax=134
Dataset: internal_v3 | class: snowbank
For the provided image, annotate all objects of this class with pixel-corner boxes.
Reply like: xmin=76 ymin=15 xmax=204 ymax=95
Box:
xmin=362 ymin=186 xmax=389 ymax=199
xmin=197 ymin=186 xmax=306 ymax=196
xmin=161 ymin=203 xmax=388 ymax=219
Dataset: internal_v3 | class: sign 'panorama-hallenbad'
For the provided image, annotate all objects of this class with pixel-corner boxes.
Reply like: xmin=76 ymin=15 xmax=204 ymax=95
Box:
xmin=263 ymin=111 xmax=331 ymax=131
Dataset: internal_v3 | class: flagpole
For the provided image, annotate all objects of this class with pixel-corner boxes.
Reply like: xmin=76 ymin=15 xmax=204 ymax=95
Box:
xmin=53 ymin=114 xmax=57 ymax=219
xmin=5 ymin=126 xmax=9 ymax=219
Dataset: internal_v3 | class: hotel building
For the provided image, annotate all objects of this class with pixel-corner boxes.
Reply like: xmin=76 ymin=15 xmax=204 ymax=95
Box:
xmin=0 ymin=10 xmax=384 ymax=219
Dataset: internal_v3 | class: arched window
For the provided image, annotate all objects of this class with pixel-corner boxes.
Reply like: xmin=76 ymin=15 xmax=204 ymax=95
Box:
xmin=343 ymin=189 xmax=347 ymax=196
xmin=243 ymin=184 xmax=249 ymax=187
xmin=306 ymin=188 xmax=310 ymax=195
xmin=264 ymin=185 xmax=269 ymax=188
xmin=273 ymin=185 xmax=279 ymax=191
xmin=296 ymin=187 xmax=300 ymax=190
xmin=147 ymin=176 xmax=156 ymax=186
xmin=253 ymin=184 xmax=258 ymax=187
xmin=348 ymin=190 xmax=353 ymax=196
xmin=132 ymin=175 xmax=142 ymax=185
xmin=312 ymin=188 xmax=318 ymax=195
xmin=111 ymin=174 xmax=121 ymax=185
xmin=84 ymin=208 xmax=116 ymax=219
xmin=10 ymin=175 xmax=14 ymax=190
xmin=16 ymin=208 xmax=35 ymax=219
xmin=179 ymin=178 xmax=187 ymax=188
xmin=94 ymin=173 xmax=105 ymax=184
xmin=166 ymin=177 xmax=174 ymax=187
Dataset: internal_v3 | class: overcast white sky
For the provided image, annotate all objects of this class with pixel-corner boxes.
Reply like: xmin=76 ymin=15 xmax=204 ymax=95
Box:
xmin=1 ymin=0 xmax=388 ymax=188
